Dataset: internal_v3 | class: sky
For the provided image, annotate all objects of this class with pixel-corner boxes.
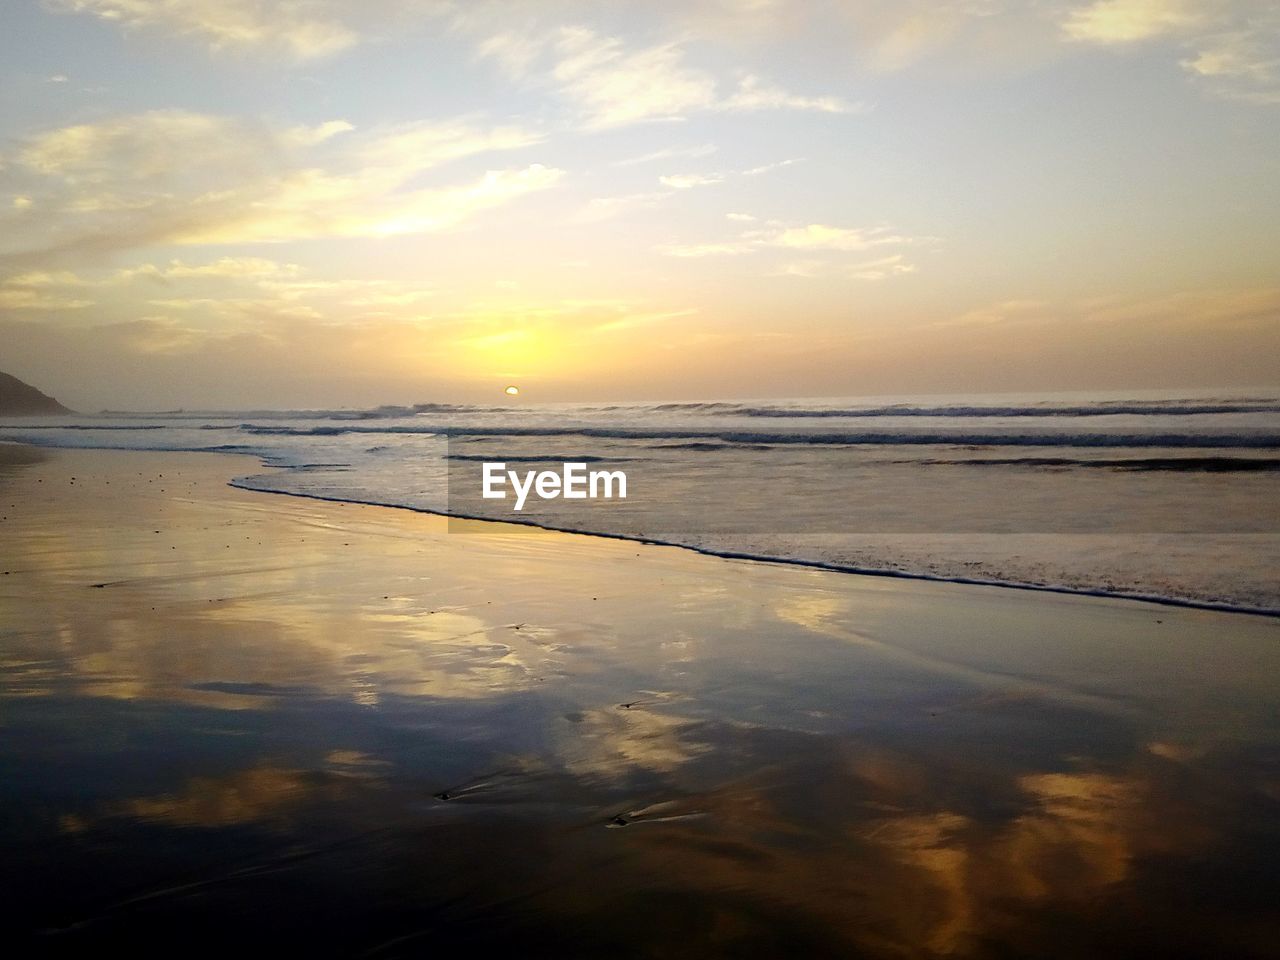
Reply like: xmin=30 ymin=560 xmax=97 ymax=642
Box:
xmin=0 ymin=0 xmax=1278 ymax=410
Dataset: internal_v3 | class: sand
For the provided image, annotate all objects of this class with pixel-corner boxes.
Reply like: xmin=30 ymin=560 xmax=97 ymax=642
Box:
xmin=2 ymin=448 xmax=1278 ymax=957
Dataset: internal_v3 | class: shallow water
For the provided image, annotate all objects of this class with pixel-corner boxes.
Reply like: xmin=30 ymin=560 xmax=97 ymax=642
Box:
xmin=2 ymin=389 xmax=1278 ymax=610
xmin=1 ymin=450 xmax=1278 ymax=956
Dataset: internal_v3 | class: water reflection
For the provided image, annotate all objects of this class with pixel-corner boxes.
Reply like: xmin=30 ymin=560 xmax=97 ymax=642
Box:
xmin=1 ymin=450 xmax=1278 ymax=956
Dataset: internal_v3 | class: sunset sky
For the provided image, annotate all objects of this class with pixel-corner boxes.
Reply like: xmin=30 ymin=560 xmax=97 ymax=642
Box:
xmin=1 ymin=0 xmax=1278 ymax=409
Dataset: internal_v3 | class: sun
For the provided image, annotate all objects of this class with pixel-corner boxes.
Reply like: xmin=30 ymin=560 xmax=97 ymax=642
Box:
xmin=504 ymin=385 xmax=520 ymax=396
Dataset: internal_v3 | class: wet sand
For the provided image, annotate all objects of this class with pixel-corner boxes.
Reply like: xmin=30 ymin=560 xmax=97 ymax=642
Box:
xmin=2 ymin=447 xmax=1279 ymax=957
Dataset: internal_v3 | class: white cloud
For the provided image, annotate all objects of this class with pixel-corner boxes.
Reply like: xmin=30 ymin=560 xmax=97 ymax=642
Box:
xmin=284 ymin=120 xmax=355 ymax=147
xmin=19 ymin=110 xmax=269 ymax=181
xmin=477 ymin=25 xmax=857 ymax=129
xmin=723 ymin=75 xmax=858 ymax=113
xmin=742 ymin=158 xmax=803 ymax=176
xmin=1063 ymin=1 xmax=1280 ymax=103
xmin=353 ymin=119 xmax=544 ymax=174
xmin=659 ymin=172 xmax=725 ymax=189
xmin=771 ymin=224 xmax=914 ymax=251
xmin=925 ymin=299 xmax=1054 ymax=330
xmin=0 ymin=255 xmax=448 ymax=326
xmin=660 ymin=221 xmax=930 ymax=277
xmin=1062 ymin=0 xmax=1203 ymax=44
xmin=46 ymin=0 xmax=360 ymax=60
xmin=119 ymin=257 xmax=302 ymax=282
xmin=2 ymin=110 xmax=558 ymax=258
xmin=0 ymin=271 xmax=93 ymax=309
xmin=658 ymin=159 xmax=799 ymax=193
xmin=476 ymin=30 xmax=553 ymax=79
xmin=612 ymin=144 xmax=718 ymax=167
xmin=847 ymin=254 xmax=918 ymax=280
xmin=551 ymin=27 xmax=720 ymax=129
xmin=177 ymin=164 xmax=564 ymax=244
xmin=1180 ymin=18 xmax=1280 ymax=103
xmin=769 ymin=253 xmax=918 ymax=281
xmin=3 ymin=270 xmax=86 ymax=287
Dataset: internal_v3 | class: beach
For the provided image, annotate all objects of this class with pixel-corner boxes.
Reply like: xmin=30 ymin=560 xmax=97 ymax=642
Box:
xmin=2 ymin=445 xmax=1278 ymax=956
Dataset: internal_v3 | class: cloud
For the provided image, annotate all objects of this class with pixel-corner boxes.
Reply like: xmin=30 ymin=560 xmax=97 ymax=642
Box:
xmin=1063 ymin=0 xmax=1280 ymax=103
xmin=933 ymin=299 xmax=1054 ymax=329
xmin=659 ymin=172 xmax=725 ymax=189
xmin=1 ymin=110 xmax=558 ymax=261
xmin=771 ymin=224 xmax=918 ymax=251
xmin=769 ymin=253 xmax=917 ymax=281
xmin=118 ymin=257 xmax=303 ymax=282
xmin=741 ymin=158 xmax=803 ymax=176
xmin=0 ymin=267 xmax=96 ymax=309
xmin=475 ymin=29 xmax=554 ymax=79
xmin=18 ymin=110 xmax=277 ymax=182
xmin=934 ymin=288 xmax=1280 ymax=332
xmin=670 ymin=0 xmax=792 ymax=39
xmin=830 ymin=0 xmax=1050 ymax=74
xmin=1179 ymin=16 xmax=1280 ymax=103
xmin=656 ymin=159 xmax=799 ymax=194
xmin=577 ymin=157 xmax=801 ymax=223
xmin=0 ymin=286 xmax=92 ymax=310
xmin=177 ymin=164 xmax=564 ymax=244
xmin=1078 ymin=287 xmax=1280 ymax=327
xmin=613 ymin=144 xmax=718 ymax=167
xmin=45 ymin=0 xmax=360 ymax=60
xmin=0 ymin=256 xmax=449 ymax=327
xmin=660 ymin=221 xmax=930 ymax=277
xmin=477 ymin=25 xmax=857 ymax=129
xmin=847 ymin=254 xmax=917 ymax=280
xmin=1062 ymin=0 xmax=1203 ymax=44
xmin=550 ymin=27 xmax=720 ymax=129
xmin=723 ymin=75 xmax=858 ymax=113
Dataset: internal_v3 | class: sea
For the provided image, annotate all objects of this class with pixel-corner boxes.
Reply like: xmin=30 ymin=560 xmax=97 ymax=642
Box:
xmin=3 ymin=388 xmax=1278 ymax=614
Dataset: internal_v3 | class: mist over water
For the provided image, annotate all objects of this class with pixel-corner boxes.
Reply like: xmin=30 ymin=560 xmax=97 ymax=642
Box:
xmin=4 ymin=389 xmax=1278 ymax=612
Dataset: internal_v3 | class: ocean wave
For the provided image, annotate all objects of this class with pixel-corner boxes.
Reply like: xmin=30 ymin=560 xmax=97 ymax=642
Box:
xmin=718 ymin=401 xmax=1280 ymax=418
xmin=235 ymin=423 xmax=1280 ymax=448
xmin=906 ymin=456 xmax=1280 ymax=471
xmin=446 ymin=454 xmax=636 ymax=462
xmin=0 ymin=423 xmax=170 ymax=430
xmin=650 ymin=441 xmax=773 ymax=451
xmin=332 ymin=402 xmax=507 ymax=419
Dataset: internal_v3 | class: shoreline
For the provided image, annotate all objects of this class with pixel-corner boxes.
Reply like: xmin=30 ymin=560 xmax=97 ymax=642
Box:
xmin=6 ymin=438 xmax=1274 ymax=617
xmin=232 ymin=476 xmax=1280 ymax=620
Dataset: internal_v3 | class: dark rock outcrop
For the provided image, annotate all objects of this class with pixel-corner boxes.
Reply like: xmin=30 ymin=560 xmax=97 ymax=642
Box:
xmin=0 ymin=371 xmax=71 ymax=415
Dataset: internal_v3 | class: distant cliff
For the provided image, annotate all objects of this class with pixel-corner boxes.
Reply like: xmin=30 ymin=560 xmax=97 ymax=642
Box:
xmin=0 ymin=371 xmax=71 ymax=415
